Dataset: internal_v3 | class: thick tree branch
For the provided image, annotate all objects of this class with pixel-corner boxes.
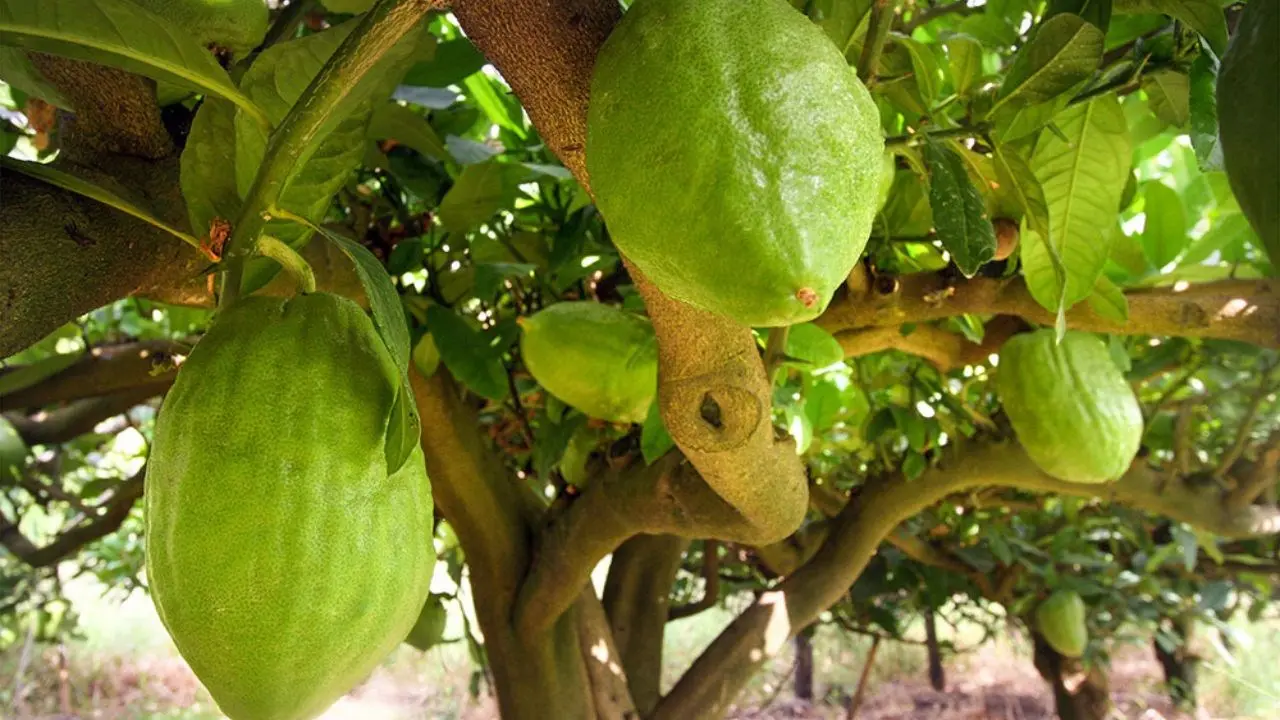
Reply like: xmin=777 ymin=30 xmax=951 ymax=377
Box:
xmin=6 ymin=388 xmax=158 ymax=446
xmin=836 ymin=315 xmax=1023 ymax=371
xmin=1 ymin=341 xmax=183 ymax=410
xmin=652 ymin=441 xmax=1280 ymax=719
xmin=575 ymin=589 xmax=639 ymax=719
xmin=1228 ymin=431 xmax=1280 ymax=512
xmin=668 ymin=540 xmax=721 ymax=621
xmin=818 ymin=269 xmax=1280 ymax=348
xmin=0 ymin=469 xmax=143 ymax=569
xmin=514 ymin=454 xmax=794 ymax=640
xmin=601 ymin=534 xmax=688 ymax=716
xmin=452 ymin=0 xmax=809 ymax=550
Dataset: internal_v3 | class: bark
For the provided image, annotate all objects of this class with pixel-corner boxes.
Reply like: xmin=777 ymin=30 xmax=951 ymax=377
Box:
xmin=1154 ymin=615 xmax=1200 ymax=711
xmin=793 ymin=631 xmax=814 ymax=701
xmin=1032 ymin=634 xmax=1111 ymax=720
xmin=602 ymin=534 xmax=690 ymax=715
xmin=924 ymin=609 xmax=945 ymax=691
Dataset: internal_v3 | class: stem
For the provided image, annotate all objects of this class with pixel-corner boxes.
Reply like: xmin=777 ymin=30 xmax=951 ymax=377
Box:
xmin=763 ymin=326 xmax=791 ymax=382
xmin=255 ymin=235 xmax=317 ymax=294
xmin=857 ymin=0 xmax=899 ymax=86
xmin=220 ymin=0 xmax=433 ymax=308
xmin=885 ymin=123 xmax=991 ymax=148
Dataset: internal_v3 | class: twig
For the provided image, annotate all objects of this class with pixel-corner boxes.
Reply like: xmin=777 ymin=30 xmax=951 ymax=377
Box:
xmin=857 ymin=0 xmax=900 ymax=85
xmin=1215 ymin=370 xmax=1278 ymax=479
xmin=669 ymin=540 xmax=722 ymax=620
xmin=884 ymin=123 xmax=991 ymax=148
xmin=1227 ymin=430 xmax=1280 ymax=512
xmin=902 ymin=0 xmax=982 ymax=33
xmin=846 ymin=635 xmax=881 ymax=719
xmin=763 ymin=327 xmax=790 ymax=383
xmin=256 ymin=0 xmax=316 ymax=55
xmin=0 ymin=470 xmax=145 ymax=569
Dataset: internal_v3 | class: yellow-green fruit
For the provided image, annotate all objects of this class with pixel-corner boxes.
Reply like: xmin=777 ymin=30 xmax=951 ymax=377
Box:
xmin=129 ymin=0 xmax=269 ymax=57
xmin=1036 ymin=590 xmax=1088 ymax=658
xmin=587 ymin=0 xmax=883 ymax=327
xmin=145 ymin=293 xmax=434 ymax=720
xmin=404 ymin=595 xmax=447 ymax=651
xmin=996 ymin=330 xmax=1142 ymax=484
xmin=520 ymin=302 xmax=657 ymax=424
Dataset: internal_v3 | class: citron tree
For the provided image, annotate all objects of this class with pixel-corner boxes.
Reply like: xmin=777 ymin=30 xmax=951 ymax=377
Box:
xmin=0 ymin=1 xmax=1277 ymax=720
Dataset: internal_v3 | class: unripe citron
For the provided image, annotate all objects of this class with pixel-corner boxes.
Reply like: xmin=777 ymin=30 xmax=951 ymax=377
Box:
xmin=145 ymin=293 xmax=433 ymax=720
xmin=587 ymin=0 xmax=884 ymax=327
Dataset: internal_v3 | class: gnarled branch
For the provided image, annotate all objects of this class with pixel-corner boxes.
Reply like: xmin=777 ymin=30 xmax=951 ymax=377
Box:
xmin=0 ymin=469 xmax=144 ymax=569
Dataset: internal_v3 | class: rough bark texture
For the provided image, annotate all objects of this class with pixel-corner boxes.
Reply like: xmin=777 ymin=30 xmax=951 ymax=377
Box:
xmin=602 ymin=534 xmax=690 ymax=715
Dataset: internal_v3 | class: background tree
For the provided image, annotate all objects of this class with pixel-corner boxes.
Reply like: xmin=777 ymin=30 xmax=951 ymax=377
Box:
xmin=1 ymin=0 xmax=1278 ymax=719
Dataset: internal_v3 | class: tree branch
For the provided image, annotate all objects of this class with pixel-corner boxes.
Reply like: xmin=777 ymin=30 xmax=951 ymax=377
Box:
xmin=857 ymin=0 xmax=899 ymax=85
xmin=817 ymin=271 xmax=1280 ymax=348
xmin=668 ymin=540 xmax=721 ymax=620
xmin=602 ymin=534 xmax=689 ymax=715
xmin=885 ymin=530 xmax=995 ymax=598
xmin=651 ymin=441 xmax=1280 ymax=719
xmin=1 ymin=341 xmax=183 ymax=410
xmin=6 ymin=388 xmax=158 ymax=446
xmin=0 ymin=469 xmax=143 ymax=569
xmin=453 ymin=0 xmax=809 ymax=554
xmin=835 ymin=316 xmax=1022 ymax=371
xmin=1228 ymin=430 xmax=1280 ymax=512
xmin=901 ymin=0 xmax=982 ymax=33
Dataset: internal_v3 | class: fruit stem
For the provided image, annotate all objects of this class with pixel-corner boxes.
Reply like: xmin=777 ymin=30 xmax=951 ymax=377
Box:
xmin=256 ymin=235 xmax=317 ymax=294
xmin=763 ymin=326 xmax=791 ymax=383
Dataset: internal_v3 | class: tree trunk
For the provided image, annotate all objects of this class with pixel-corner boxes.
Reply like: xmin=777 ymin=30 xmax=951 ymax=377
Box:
xmin=794 ymin=630 xmax=814 ymax=701
xmin=924 ymin=608 xmax=945 ymax=691
xmin=1032 ymin=634 xmax=1110 ymax=720
xmin=1154 ymin=615 xmax=1200 ymax=711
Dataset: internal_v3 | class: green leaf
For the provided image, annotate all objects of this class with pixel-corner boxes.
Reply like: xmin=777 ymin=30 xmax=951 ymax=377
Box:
xmin=991 ymin=13 xmax=1104 ymax=117
xmin=401 ymin=37 xmax=486 ymax=87
xmin=412 ymin=332 xmax=440 ymax=377
xmin=0 ymin=47 xmax=70 ymax=107
xmin=425 ymin=306 xmax=509 ymax=401
xmin=892 ymin=33 xmax=942 ymax=103
xmin=0 ymin=0 xmax=266 ymax=126
xmin=1027 ymin=96 xmax=1131 ymax=311
xmin=1179 ymin=213 xmax=1252 ymax=267
xmin=180 ymin=98 xmax=241 ymax=241
xmin=1187 ymin=52 xmax=1222 ymax=171
xmin=1086 ymin=274 xmax=1129 ymax=322
xmin=1115 ymin=0 xmax=1227 ymax=54
xmin=463 ymin=71 xmax=526 ymax=139
xmin=922 ymin=137 xmax=996 ymax=277
xmin=368 ymin=101 xmax=448 ymax=161
xmin=2 ymin=157 xmax=202 ymax=253
xmin=1142 ymin=69 xmax=1189 ymax=127
xmin=1141 ymin=181 xmax=1187 ymax=268
xmin=944 ymin=35 xmax=984 ymax=97
xmin=784 ymin=323 xmax=844 ymax=368
xmin=436 ymin=161 xmax=526 ymax=232
xmin=641 ymin=401 xmax=675 ymax=465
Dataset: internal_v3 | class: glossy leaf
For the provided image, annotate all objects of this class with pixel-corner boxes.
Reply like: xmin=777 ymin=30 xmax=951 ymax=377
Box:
xmin=0 ymin=0 xmax=266 ymax=126
xmin=425 ymin=305 xmax=510 ymax=401
xmin=1142 ymin=70 xmax=1189 ymax=127
xmin=923 ymin=137 xmax=997 ymax=277
xmin=991 ymin=13 xmax=1103 ymax=116
xmin=436 ymin=161 xmax=526 ymax=231
xmin=1115 ymin=0 xmax=1227 ymax=54
xmin=1086 ymin=274 xmax=1129 ymax=322
xmin=1026 ymin=96 xmax=1131 ymax=311
xmin=369 ymin=101 xmax=448 ymax=161
xmin=1187 ymin=51 xmax=1222 ymax=171
xmin=1141 ymin=181 xmax=1187 ymax=268
xmin=180 ymin=99 xmax=240 ymax=242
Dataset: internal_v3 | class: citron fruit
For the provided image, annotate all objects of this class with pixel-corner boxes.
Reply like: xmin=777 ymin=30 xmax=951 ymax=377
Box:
xmin=1036 ymin=590 xmax=1088 ymax=658
xmin=587 ymin=0 xmax=883 ymax=327
xmin=996 ymin=329 xmax=1142 ymax=484
xmin=145 ymin=293 xmax=434 ymax=720
xmin=1217 ymin=0 xmax=1279 ymax=265
xmin=520 ymin=302 xmax=657 ymax=424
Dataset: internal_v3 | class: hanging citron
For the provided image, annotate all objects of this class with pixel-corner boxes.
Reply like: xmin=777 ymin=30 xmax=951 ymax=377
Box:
xmin=146 ymin=293 xmax=434 ymax=720
xmin=587 ymin=0 xmax=883 ymax=327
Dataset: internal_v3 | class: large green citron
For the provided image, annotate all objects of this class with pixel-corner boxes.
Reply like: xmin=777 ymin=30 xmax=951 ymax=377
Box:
xmin=520 ymin=302 xmax=657 ymax=424
xmin=587 ymin=0 xmax=883 ymax=327
xmin=1217 ymin=0 xmax=1279 ymax=267
xmin=145 ymin=293 xmax=434 ymax=720
xmin=1035 ymin=590 xmax=1088 ymax=658
xmin=996 ymin=330 xmax=1142 ymax=484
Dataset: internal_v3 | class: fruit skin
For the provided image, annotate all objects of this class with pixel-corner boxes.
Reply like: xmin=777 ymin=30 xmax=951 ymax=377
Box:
xmin=145 ymin=293 xmax=433 ymax=720
xmin=520 ymin=302 xmax=657 ymax=424
xmin=1035 ymin=590 xmax=1088 ymax=658
xmin=993 ymin=218 xmax=1020 ymax=260
xmin=587 ymin=0 xmax=883 ymax=327
xmin=996 ymin=330 xmax=1142 ymax=484
xmin=1217 ymin=0 xmax=1279 ymax=268
xmin=128 ymin=0 xmax=269 ymax=57
xmin=404 ymin=594 xmax=447 ymax=651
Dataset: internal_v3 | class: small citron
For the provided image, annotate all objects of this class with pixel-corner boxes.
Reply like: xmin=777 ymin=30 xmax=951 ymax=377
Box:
xmin=996 ymin=330 xmax=1142 ymax=484
xmin=587 ymin=0 xmax=884 ymax=327
xmin=1036 ymin=590 xmax=1088 ymax=658
xmin=146 ymin=293 xmax=433 ymax=720
xmin=520 ymin=302 xmax=657 ymax=424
